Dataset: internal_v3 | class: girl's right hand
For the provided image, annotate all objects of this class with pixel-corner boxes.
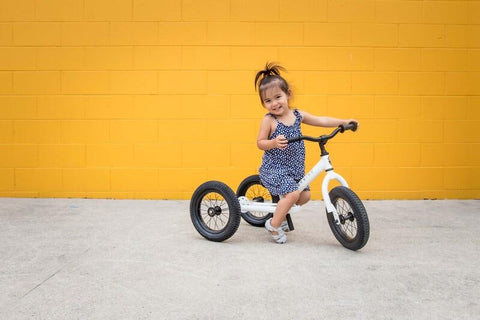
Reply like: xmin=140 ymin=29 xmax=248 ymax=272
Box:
xmin=274 ymin=135 xmax=288 ymax=150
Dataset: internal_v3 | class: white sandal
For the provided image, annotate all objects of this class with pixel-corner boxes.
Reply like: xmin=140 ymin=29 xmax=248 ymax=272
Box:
xmin=265 ymin=218 xmax=287 ymax=244
xmin=280 ymin=220 xmax=290 ymax=232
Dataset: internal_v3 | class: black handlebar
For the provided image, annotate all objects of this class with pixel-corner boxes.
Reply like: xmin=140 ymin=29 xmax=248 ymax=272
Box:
xmin=287 ymin=122 xmax=358 ymax=144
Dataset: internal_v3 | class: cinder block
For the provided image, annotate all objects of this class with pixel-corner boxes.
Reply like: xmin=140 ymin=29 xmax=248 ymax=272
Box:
xmin=157 ymin=168 xmax=207 ymax=193
xmin=279 ymin=0 xmax=327 ymax=22
xmin=398 ymin=72 xmax=444 ymax=95
xmin=182 ymin=143 xmax=230 ymax=168
xmin=399 ymin=24 xmax=445 ymax=48
xmin=0 ymin=169 xmax=14 ymax=191
xmin=158 ymin=22 xmax=207 ymax=45
xmin=84 ymin=0 xmax=132 ymax=20
xmin=352 ymin=23 xmax=398 ymax=47
xmin=278 ymin=47 xmax=327 ymax=71
xmin=421 ymin=96 xmax=468 ymax=120
xmin=181 ymin=95 xmax=230 ymax=119
xmin=110 ymin=120 xmax=158 ymax=143
xmin=38 ymin=145 xmax=86 ymax=168
xmin=110 ymin=71 xmax=157 ymax=94
xmin=207 ymin=71 xmax=252 ymax=94
xmin=0 ymin=121 xmax=13 ymax=143
xmin=182 ymin=46 xmax=231 ymax=70
xmin=37 ymin=96 xmax=85 ymax=119
xmin=133 ymin=143 xmax=182 ymax=168
xmin=13 ymin=71 xmax=61 ymax=94
xmin=354 ymin=119 xmax=398 ymax=143
xmin=0 ymin=47 xmax=36 ymax=70
xmin=132 ymin=95 xmax=181 ymax=119
xmin=445 ymin=72 xmax=470 ymax=95
xmin=84 ymin=95 xmax=132 ymax=119
xmin=15 ymin=168 xmax=63 ymax=192
xmin=206 ymin=119 xmax=256 ymax=143
xmin=422 ymin=1 xmax=468 ymax=24
xmin=35 ymin=0 xmax=83 ymax=21
xmin=444 ymin=120 xmax=480 ymax=143
xmin=62 ymin=22 xmax=110 ymax=46
xmin=326 ymin=47 xmax=374 ymax=71
xmin=62 ymin=120 xmax=110 ymax=144
xmin=375 ymin=0 xmax=422 ymax=23
xmin=422 ymin=49 xmax=468 ymax=72
xmin=86 ymin=144 xmax=134 ymax=167
xmin=0 ymin=23 xmax=13 ymax=45
xmin=63 ymin=168 xmax=110 ymax=192
xmin=0 ymin=0 xmax=35 ymax=21
xmin=374 ymin=96 xmax=421 ymax=119
xmin=397 ymin=120 xmax=443 ymax=143
xmin=231 ymin=47 xmax=278 ymax=69
xmin=351 ymin=72 xmax=398 ymax=94
xmin=326 ymin=95 xmax=375 ymax=119
xmin=443 ymin=143 xmax=480 ymax=167
xmin=208 ymin=22 xmax=255 ymax=45
xmin=85 ymin=47 xmax=133 ymax=70
xmin=231 ymin=95 xmax=263 ymax=119
xmin=158 ymin=70 xmax=207 ymax=94
xmin=182 ymin=0 xmax=229 ymax=21
xmin=14 ymin=120 xmax=62 ymax=144
xmin=0 ymin=96 xmax=36 ymax=119
xmin=374 ymin=48 xmax=421 ymax=71
xmin=304 ymin=71 xmax=351 ymax=94
xmin=37 ymin=47 xmax=85 ymax=70
xmin=0 ymin=72 xmax=12 ymax=94
xmin=231 ymin=0 xmax=279 ymax=21
xmin=111 ymin=168 xmax=158 ymax=192
xmin=444 ymin=167 xmax=480 ymax=190
xmin=133 ymin=0 xmax=182 ymax=21
xmin=445 ymin=25 xmax=468 ymax=48
xmin=374 ymin=143 xmax=422 ymax=167
xmin=62 ymin=71 xmax=109 ymax=94
xmin=327 ymin=0 xmax=375 ymax=22
xmin=110 ymin=22 xmax=157 ymax=45
xmin=255 ymin=23 xmax=304 ymax=46
xmin=133 ymin=46 xmax=181 ymax=70
xmin=0 ymin=145 xmax=37 ymax=168
xmin=230 ymin=143 xmax=261 ymax=169
xmin=421 ymin=143 xmax=444 ymax=166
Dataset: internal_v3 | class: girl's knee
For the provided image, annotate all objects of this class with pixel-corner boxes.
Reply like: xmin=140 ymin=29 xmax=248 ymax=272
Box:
xmin=297 ymin=191 xmax=310 ymax=205
xmin=284 ymin=190 xmax=300 ymax=203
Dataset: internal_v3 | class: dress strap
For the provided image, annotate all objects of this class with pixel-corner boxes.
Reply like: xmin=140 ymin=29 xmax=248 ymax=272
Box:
xmin=266 ymin=113 xmax=280 ymax=123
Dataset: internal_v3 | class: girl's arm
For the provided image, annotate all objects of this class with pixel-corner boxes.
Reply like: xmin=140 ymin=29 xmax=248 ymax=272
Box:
xmin=299 ymin=110 xmax=357 ymax=128
xmin=257 ymin=116 xmax=288 ymax=151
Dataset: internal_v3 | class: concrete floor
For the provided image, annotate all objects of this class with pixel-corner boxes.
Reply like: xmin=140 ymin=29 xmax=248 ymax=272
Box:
xmin=0 ymin=198 xmax=479 ymax=319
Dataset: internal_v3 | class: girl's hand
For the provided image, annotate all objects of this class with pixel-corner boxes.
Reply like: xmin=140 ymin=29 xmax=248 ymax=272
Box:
xmin=274 ymin=135 xmax=288 ymax=150
xmin=346 ymin=119 xmax=359 ymax=129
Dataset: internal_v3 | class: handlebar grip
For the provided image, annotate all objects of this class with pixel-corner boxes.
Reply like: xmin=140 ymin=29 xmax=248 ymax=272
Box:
xmin=287 ymin=137 xmax=302 ymax=143
xmin=340 ymin=121 xmax=358 ymax=132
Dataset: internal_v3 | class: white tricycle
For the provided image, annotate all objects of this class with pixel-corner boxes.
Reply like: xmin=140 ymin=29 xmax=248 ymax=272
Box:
xmin=190 ymin=123 xmax=370 ymax=251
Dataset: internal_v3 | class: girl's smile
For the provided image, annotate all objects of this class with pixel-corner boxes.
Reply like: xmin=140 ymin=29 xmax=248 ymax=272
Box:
xmin=261 ymin=86 xmax=291 ymax=116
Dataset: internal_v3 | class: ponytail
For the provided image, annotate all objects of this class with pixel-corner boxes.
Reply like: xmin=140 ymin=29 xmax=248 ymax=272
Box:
xmin=254 ymin=62 xmax=290 ymax=104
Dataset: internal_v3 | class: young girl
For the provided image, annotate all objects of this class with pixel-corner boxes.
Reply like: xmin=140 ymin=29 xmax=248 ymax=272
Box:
xmin=255 ymin=63 xmax=358 ymax=244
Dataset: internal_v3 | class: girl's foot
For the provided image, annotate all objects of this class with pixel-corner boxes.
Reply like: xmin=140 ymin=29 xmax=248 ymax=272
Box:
xmin=280 ymin=220 xmax=290 ymax=232
xmin=265 ymin=218 xmax=287 ymax=244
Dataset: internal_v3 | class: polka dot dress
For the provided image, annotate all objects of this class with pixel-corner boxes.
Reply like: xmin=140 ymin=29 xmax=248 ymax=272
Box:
xmin=259 ymin=109 xmax=310 ymax=196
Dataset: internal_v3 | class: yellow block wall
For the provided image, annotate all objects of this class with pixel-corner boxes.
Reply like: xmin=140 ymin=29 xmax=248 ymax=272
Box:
xmin=0 ymin=0 xmax=479 ymax=199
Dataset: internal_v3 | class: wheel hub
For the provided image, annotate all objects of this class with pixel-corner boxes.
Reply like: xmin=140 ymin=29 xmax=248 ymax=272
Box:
xmin=339 ymin=212 xmax=355 ymax=224
xmin=207 ymin=206 xmax=222 ymax=217
xmin=252 ymin=196 xmax=264 ymax=203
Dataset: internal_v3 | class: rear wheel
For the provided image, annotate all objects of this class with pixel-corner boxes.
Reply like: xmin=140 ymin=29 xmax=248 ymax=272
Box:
xmin=236 ymin=175 xmax=278 ymax=227
xmin=190 ymin=181 xmax=241 ymax=242
xmin=326 ymin=186 xmax=369 ymax=251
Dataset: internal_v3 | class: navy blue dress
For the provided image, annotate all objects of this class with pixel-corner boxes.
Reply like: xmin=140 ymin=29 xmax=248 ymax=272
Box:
xmin=259 ymin=109 xmax=310 ymax=196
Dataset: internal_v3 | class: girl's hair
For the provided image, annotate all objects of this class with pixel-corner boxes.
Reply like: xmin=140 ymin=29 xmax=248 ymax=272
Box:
xmin=254 ymin=62 xmax=290 ymax=104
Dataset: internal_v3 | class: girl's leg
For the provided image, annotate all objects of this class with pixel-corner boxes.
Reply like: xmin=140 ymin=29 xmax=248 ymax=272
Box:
xmin=271 ymin=190 xmax=300 ymax=229
xmin=296 ymin=190 xmax=311 ymax=206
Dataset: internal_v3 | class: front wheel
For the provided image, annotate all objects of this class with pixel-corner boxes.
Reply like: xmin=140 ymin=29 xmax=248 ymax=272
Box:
xmin=190 ymin=181 xmax=241 ymax=242
xmin=236 ymin=175 xmax=279 ymax=227
xmin=326 ymin=186 xmax=370 ymax=251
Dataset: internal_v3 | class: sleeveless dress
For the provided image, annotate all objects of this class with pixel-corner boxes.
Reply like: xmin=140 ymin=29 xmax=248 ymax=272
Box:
xmin=259 ymin=109 xmax=310 ymax=196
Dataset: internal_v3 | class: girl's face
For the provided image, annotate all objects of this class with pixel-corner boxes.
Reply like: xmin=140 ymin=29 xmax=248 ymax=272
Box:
xmin=261 ymin=85 xmax=291 ymax=116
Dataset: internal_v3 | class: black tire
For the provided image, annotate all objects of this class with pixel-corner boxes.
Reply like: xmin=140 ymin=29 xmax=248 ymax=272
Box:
xmin=326 ymin=186 xmax=370 ymax=251
xmin=236 ymin=175 xmax=279 ymax=227
xmin=190 ymin=181 xmax=241 ymax=242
